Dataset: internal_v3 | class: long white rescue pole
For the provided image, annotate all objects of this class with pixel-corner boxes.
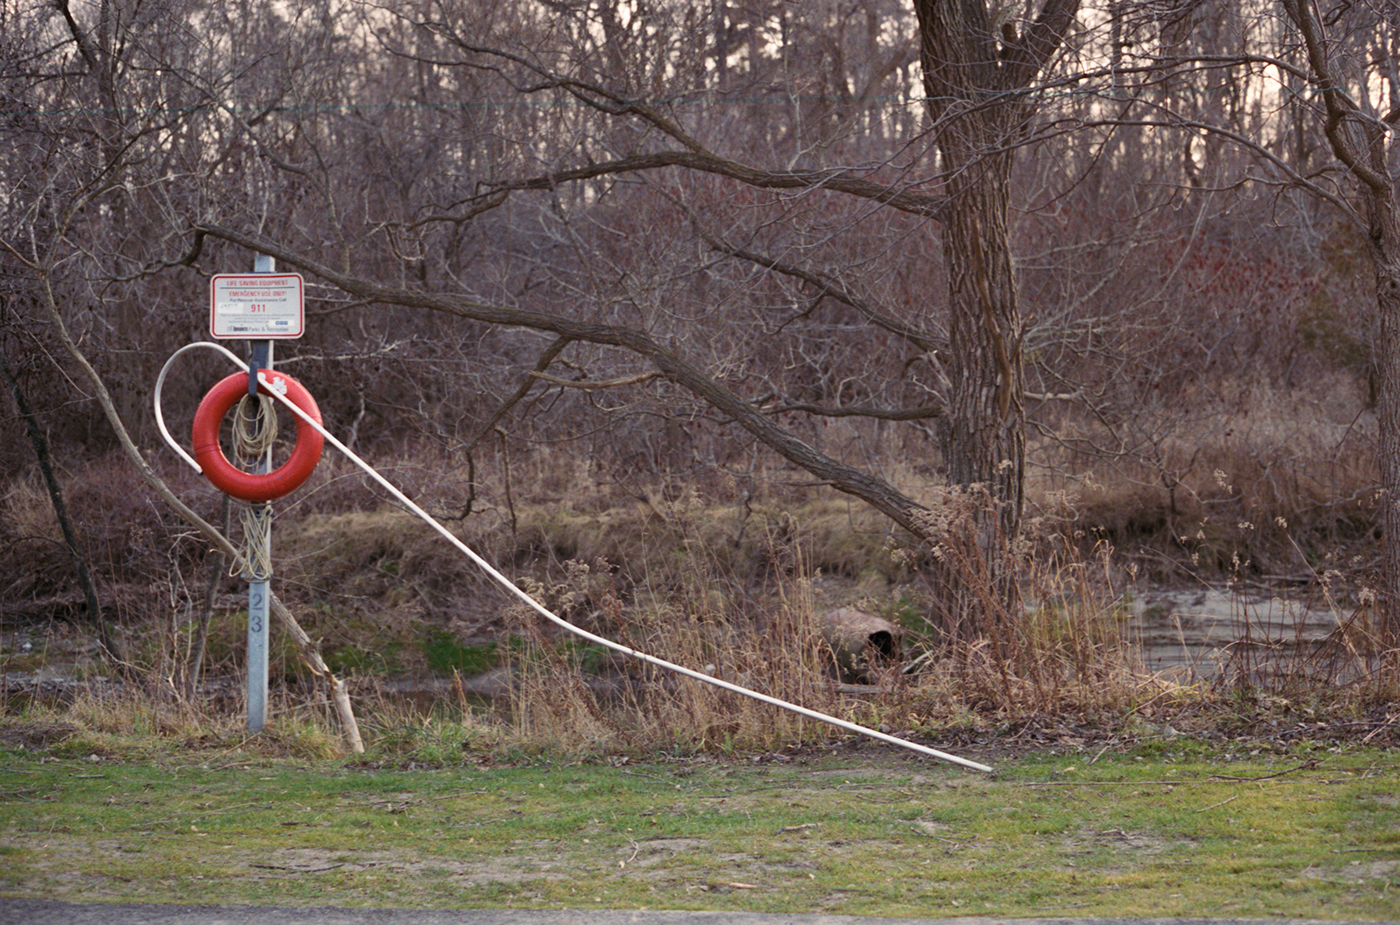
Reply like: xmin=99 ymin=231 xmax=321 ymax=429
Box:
xmin=155 ymin=341 xmax=992 ymax=772
xmin=259 ymin=372 xmax=993 ymax=773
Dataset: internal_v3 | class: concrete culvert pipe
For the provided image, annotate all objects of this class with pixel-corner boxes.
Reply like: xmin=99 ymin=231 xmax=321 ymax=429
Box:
xmin=820 ymin=607 xmax=902 ymax=681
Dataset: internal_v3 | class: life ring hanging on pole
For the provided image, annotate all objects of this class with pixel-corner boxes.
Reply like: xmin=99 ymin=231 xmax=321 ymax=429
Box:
xmin=191 ymin=370 xmax=324 ymax=503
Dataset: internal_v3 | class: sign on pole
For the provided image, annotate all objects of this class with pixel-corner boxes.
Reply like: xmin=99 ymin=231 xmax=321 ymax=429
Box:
xmin=210 ymin=273 xmax=305 ymax=339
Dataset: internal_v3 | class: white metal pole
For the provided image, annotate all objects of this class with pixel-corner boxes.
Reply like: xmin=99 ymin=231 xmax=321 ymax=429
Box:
xmin=246 ymin=253 xmax=275 ymax=733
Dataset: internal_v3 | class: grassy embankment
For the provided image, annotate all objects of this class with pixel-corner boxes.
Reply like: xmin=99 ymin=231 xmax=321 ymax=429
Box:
xmin=2 ymin=373 xmax=1394 ymax=761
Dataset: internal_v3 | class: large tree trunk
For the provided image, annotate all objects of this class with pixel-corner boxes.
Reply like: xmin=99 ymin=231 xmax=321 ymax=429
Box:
xmin=1366 ymin=186 xmax=1400 ymax=649
xmin=939 ymin=148 xmax=1026 ymax=536
xmin=928 ymin=142 xmax=1029 ymax=641
xmin=1376 ymin=226 xmax=1400 ymax=648
xmin=912 ymin=0 xmax=1072 ymax=640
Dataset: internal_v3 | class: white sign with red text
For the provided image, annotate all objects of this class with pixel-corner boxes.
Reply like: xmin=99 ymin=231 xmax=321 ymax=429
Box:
xmin=210 ymin=273 xmax=305 ymax=339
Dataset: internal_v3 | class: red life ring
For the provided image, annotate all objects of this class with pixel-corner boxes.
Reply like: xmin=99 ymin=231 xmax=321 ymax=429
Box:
xmin=191 ymin=370 xmax=324 ymax=503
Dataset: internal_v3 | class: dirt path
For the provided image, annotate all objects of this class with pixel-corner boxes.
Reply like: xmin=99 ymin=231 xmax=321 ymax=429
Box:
xmin=4 ymin=899 xmax=1393 ymax=925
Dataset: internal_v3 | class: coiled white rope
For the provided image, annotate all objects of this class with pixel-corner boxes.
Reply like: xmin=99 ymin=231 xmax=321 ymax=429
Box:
xmin=157 ymin=343 xmax=993 ymax=772
xmin=238 ymin=502 xmax=274 ymax=581
xmin=232 ymin=396 xmax=277 ymax=581
xmin=232 ymin=393 xmax=278 ymax=462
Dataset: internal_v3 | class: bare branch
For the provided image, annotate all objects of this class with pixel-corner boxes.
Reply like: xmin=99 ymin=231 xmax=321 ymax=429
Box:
xmin=1281 ymin=0 xmax=1391 ymax=192
xmin=1001 ymin=0 xmax=1084 ymax=89
xmin=769 ymin=401 xmax=942 ymax=422
xmin=683 ymin=212 xmax=946 ymax=356
xmin=194 ymin=224 xmax=937 ymax=541
xmin=529 ymin=370 xmax=660 ymax=390
xmin=448 ymin=151 xmax=949 ymax=223
xmin=391 ymin=33 xmax=949 ymax=222
xmin=53 ymin=0 xmax=99 ymax=72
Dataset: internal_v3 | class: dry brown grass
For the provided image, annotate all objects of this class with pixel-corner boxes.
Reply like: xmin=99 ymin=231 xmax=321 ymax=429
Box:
xmin=1028 ymin=376 xmax=1378 ymax=583
xmin=498 ymin=517 xmax=846 ymax=756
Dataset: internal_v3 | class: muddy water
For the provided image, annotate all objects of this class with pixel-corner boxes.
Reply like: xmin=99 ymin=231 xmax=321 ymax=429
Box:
xmin=1130 ymin=587 xmax=1350 ymax=680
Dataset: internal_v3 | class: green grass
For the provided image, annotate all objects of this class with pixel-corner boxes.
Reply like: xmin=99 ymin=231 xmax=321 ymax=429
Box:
xmin=1 ymin=742 xmax=1397 ymax=918
xmin=423 ymin=631 xmax=499 ymax=676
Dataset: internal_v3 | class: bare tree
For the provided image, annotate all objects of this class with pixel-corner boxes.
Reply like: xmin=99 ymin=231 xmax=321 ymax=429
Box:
xmin=166 ymin=0 xmax=1083 ymax=643
xmin=1279 ymin=0 xmax=1400 ymax=644
xmin=908 ymin=0 xmax=1080 ymax=634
